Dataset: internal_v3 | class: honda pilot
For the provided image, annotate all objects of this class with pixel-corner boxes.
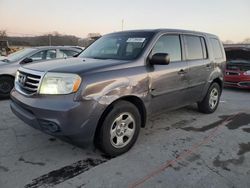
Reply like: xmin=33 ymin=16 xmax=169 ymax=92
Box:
xmin=10 ymin=29 xmax=226 ymax=156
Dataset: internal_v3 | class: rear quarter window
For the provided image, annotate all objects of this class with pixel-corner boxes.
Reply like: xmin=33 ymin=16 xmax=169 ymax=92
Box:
xmin=211 ymin=38 xmax=223 ymax=59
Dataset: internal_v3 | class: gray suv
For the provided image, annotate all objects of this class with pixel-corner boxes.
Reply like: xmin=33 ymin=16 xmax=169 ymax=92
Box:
xmin=10 ymin=29 xmax=225 ymax=156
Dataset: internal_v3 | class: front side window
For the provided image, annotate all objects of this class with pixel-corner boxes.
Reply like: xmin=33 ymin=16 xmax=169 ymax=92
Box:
xmin=185 ymin=35 xmax=204 ymax=60
xmin=59 ymin=50 xmax=79 ymax=57
xmin=79 ymin=32 xmax=154 ymax=60
xmin=57 ymin=50 xmax=67 ymax=58
xmin=46 ymin=50 xmax=57 ymax=59
xmin=30 ymin=50 xmax=46 ymax=61
xmin=151 ymin=35 xmax=182 ymax=62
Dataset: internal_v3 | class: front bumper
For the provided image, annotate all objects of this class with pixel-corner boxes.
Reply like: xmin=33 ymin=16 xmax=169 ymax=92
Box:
xmin=224 ymin=71 xmax=250 ymax=89
xmin=10 ymin=89 xmax=105 ymax=144
xmin=224 ymin=81 xmax=250 ymax=89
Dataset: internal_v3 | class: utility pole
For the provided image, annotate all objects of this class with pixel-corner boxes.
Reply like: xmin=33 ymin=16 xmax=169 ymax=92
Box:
xmin=121 ymin=19 xmax=124 ymax=31
xmin=48 ymin=35 xmax=52 ymax=46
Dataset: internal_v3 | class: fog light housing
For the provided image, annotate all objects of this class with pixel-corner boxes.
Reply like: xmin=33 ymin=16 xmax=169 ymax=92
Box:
xmin=38 ymin=120 xmax=60 ymax=133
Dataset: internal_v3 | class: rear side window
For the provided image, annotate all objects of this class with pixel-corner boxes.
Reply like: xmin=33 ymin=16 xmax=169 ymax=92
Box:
xmin=152 ymin=35 xmax=182 ymax=62
xmin=211 ymin=38 xmax=223 ymax=59
xmin=185 ymin=35 xmax=205 ymax=60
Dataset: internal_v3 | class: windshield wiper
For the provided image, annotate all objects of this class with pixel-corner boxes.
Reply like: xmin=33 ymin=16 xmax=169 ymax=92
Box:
xmin=91 ymin=57 xmax=110 ymax=60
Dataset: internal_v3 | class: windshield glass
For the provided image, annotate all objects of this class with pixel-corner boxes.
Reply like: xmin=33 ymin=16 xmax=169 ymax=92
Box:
xmin=3 ymin=48 xmax=36 ymax=63
xmin=79 ymin=32 xmax=154 ymax=60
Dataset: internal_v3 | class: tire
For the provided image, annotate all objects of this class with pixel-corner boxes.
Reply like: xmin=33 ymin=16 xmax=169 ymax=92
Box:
xmin=198 ymin=82 xmax=221 ymax=114
xmin=0 ymin=76 xmax=14 ymax=98
xmin=97 ymin=100 xmax=141 ymax=157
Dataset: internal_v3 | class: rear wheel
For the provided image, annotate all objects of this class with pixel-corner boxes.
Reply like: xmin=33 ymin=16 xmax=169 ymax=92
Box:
xmin=198 ymin=82 xmax=221 ymax=114
xmin=97 ymin=101 xmax=141 ymax=157
xmin=0 ymin=76 xmax=14 ymax=98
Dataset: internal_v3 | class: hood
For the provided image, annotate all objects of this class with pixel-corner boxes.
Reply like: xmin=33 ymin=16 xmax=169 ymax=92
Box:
xmin=23 ymin=57 xmax=131 ymax=74
xmin=0 ymin=60 xmax=8 ymax=66
xmin=0 ymin=60 xmax=19 ymax=75
xmin=0 ymin=60 xmax=18 ymax=67
xmin=0 ymin=56 xmax=6 ymax=61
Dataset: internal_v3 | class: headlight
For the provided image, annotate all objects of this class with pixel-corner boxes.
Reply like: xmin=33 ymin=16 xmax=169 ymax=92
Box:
xmin=39 ymin=73 xmax=81 ymax=95
xmin=243 ymin=70 xmax=250 ymax=76
xmin=15 ymin=71 xmax=20 ymax=83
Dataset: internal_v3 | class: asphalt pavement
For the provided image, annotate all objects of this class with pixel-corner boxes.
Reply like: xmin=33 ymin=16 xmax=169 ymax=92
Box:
xmin=0 ymin=88 xmax=250 ymax=188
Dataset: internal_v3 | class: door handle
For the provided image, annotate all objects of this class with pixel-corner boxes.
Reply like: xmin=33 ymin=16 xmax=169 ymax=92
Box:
xmin=178 ymin=69 xmax=187 ymax=75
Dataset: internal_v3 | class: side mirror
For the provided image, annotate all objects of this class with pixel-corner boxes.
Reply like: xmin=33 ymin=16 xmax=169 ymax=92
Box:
xmin=20 ymin=57 xmax=33 ymax=64
xmin=149 ymin=53 xmax=170 ymax=65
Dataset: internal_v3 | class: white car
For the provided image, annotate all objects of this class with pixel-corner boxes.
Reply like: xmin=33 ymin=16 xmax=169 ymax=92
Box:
xmin=0 ymin=56 xmax=6 ymax=60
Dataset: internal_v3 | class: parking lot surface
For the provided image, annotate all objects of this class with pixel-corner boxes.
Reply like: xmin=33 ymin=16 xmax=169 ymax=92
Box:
xmin=0 ymin=88 xmax=250 ymax=188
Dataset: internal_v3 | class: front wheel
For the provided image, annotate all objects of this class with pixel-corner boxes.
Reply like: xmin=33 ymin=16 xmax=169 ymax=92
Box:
xmin=97 ymin=101 xmax=141 ymax=157
xmin=198 ymin=82 xmax=221 ymax=114
xmin=0 ymin=76 xmax=14 ymax=98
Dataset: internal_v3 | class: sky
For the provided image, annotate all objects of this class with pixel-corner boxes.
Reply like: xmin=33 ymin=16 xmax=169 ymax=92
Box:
xmin=0 ymin=0 xmax=250 ymax=42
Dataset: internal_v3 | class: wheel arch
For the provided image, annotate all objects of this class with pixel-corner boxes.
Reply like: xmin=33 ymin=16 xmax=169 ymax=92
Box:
xmin=0 ymin=74 xmax=15 ymax=80
xmin=211 ymin=77 xmax=223 ymax=91
xmin=94 ymin=95 xmax=147 ymax=143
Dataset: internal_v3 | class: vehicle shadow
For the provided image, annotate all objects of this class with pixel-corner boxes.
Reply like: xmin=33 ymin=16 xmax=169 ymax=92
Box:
xmin=224 ymin=87 xmax=250 ymax=93
xmin=0 ymin=97 xmax=10 ymax=101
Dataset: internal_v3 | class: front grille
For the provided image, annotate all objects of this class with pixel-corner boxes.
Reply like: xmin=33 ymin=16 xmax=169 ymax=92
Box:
xmin=224 ymin=81 xmax=238 ymax=86
xmin=16 ymin=68 xmax=44 ymax=95
xmin=238 ymin=82 xmax=250 ymax=87
xmin=227 ymin=64 xmax=250 ymax=71
xmin=226 ymin=65 xmax=239 ymax=71
xmin=225 ymin=71 xmax=240 ymax=76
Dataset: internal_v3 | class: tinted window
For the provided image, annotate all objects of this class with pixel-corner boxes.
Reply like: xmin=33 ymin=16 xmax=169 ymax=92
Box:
xmin=185 ymin=35 xmax=203 ymax=60
xmin=152 ymin=35 xmax=182 ymax=62
xmin=211 ymin=39 xmax=223 ymax=59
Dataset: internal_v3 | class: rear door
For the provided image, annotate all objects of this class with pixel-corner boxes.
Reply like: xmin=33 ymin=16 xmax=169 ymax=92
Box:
xmin=183 ymin=35 xmax=211 ymax=102
xmin=148 ymin=34 xmax=189 ymax=113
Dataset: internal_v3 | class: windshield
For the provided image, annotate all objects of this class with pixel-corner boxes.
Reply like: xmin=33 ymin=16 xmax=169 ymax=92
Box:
xmin=3 ymin=48 xmax=36 ymax=63
xmin=79 ymin=32 xmax=154 ymax=60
